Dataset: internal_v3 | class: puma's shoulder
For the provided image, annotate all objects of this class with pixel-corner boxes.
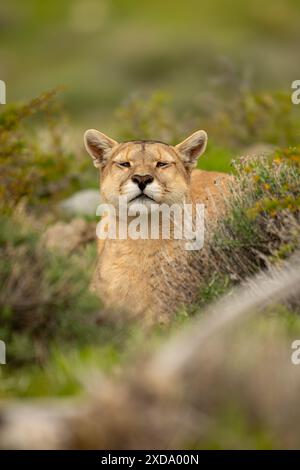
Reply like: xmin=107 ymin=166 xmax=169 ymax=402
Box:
xmin=190 ymin=169 xmax=234 ymax=218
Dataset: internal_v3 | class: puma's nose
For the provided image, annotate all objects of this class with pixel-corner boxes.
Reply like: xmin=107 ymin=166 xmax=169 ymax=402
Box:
xmin=131 ymin=174 xmax=154 ymax=191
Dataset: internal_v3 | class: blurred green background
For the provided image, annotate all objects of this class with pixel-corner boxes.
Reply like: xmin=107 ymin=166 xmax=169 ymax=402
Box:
xmin=1 ymin=0 xmax=300 ymax=135
xmin=1 ymin=3 xmax=300 ymax=449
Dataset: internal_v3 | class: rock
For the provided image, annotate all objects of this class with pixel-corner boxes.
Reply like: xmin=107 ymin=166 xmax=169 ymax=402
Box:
xmin=42 ymin=218 xmax=95 ymax=254
xmin=59 ymin=189 xmax=100 ymax=216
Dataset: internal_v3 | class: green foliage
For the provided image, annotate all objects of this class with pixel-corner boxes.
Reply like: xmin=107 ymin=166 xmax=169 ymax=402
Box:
xmin=196 ymin=275 xmax=232 ymax=308
xmin=197 ymin=142 xmax=233 ymax=173
xmin=204 ymin=91 xmax=300 ymax=148
xmin=195 ymin=147 xmax=300 ymax=305
xmin=116 ymin=90 xmax=300 ymax=156
xmin=0 ymin=344 xmax=130 ymax=399
xmin=246 ymin=147 xmax=300 ymax=218
xmin=0 ymin=210 xmax=101 ymax=366
xmin=2 ymin=0 xmax=300 ymax=124
xmin=115 ymin=91 xmax=181 ymax=143
xmin=200 ymin=404 xmax=275 ymax=450
xmin=0 ymin=89 xmax=90 ymax=212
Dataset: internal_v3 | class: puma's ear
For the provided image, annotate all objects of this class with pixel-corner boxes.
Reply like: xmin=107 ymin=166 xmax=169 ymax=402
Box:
xmin=175 ymin=130 xmax=208 ymax=169
xmin=84 ymin=129 xmax=118 ymax=168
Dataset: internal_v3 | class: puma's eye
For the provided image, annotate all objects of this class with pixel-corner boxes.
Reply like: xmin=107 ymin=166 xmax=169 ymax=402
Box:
xmin=156 ymin=161 xmax=170 ymax=168
xmin=117 ymin=162 xmax=131 ymax=168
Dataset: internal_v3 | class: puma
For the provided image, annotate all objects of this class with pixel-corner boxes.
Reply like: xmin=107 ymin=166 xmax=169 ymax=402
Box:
xmin=84 ymin=129 xmax=232 ymax=323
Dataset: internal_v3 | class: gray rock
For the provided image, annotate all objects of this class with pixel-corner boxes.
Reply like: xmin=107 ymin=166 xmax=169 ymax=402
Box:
xmin=42 ymin=218 xmax=95 ymax=254
xmin=59 ymin=189 xmax=100 ymax=216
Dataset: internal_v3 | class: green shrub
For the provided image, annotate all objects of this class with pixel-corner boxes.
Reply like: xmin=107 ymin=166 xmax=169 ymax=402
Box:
xmin=115 ymin=91 xmax=182 ymax=143
xmin=116 ymin=90 xmax=300 ymax=151
xmin=0 ymin=209 xmax=101 ymax=365
xmin=195 ymin=147 xmax=300 ymax=305
xmin=0 ymin=89 xmax=90 ymax=213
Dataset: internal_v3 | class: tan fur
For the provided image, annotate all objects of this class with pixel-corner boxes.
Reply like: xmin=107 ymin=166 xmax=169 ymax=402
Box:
xmin=84 ymin=130 xmax=233 ymax=323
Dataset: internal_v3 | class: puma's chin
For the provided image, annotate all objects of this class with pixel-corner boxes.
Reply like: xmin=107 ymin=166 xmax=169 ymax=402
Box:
xmin=128 ymin=194 xmax=159 ymax=209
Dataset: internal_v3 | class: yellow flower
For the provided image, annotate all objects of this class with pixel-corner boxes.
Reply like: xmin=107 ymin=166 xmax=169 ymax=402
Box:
xmin=264 ymin=183 xmax=270 ymax=190
xmin=273 ymin=157 xmax=281 ymax=165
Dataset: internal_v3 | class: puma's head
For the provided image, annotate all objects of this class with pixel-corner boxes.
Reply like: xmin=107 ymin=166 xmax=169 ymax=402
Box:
xmin=84 ymin=129 xmax=207 ymax=208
